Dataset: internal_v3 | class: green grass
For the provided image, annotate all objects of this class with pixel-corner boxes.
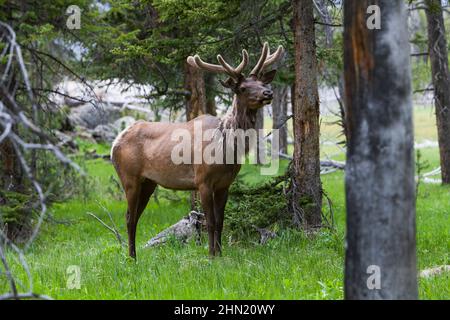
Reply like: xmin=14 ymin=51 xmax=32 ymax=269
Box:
xmin=1 ymin=107 xmax=449 ymax=299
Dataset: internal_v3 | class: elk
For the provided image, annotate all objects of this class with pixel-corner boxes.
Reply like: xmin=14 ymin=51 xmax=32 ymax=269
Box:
xmin=111 ymin=42 xmax=284 ymax=258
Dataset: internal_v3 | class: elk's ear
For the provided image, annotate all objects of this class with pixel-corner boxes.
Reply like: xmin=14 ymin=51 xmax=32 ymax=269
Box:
xmin=219 ymin=77 xmax=237 ymax=89
xmin=260 ymin=70 xmax=277 ymax=84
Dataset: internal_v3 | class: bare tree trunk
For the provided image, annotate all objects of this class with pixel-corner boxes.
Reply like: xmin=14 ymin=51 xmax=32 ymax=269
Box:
xmin=0 ymin=69 xmax=22 ymax=192
xmin=184 ymin=62 xmax=207 ymax=210
xmin=343 ymin=0 xmax=417 ymax=299
xmin=255 ymin=108 xmax=264 ymax=164
xmin=316 ymin=0 xmax=334 ymax=48
xmin=272 ymin=85 xmax=288 ymax=154
xmin=426 ymin=0 xmax=450 ymax=184
xmin=0 ymin=139 xmax=23 ymax=192
xmin=205 ymin=73 xmax=217 ymax=116
xmin=291 ymin=0 xmax=322 ymax=229
xmin=0 ymin=70 xmax=23 ymax=193
xmin=184 ymin=62 xmax=207 ymax=121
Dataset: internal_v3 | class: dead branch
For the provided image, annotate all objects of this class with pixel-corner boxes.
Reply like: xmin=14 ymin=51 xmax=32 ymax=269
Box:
xmin=0 ymin=21 xmax=80 ymax=300
xmin=86 ymin=211 xmax=125 ymax=247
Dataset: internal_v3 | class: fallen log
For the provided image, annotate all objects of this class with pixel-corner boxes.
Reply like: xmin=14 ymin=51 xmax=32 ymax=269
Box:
xmin=253 ymin=226 xmax=277 ymax=244
xmin=319 ymin=160 xmax=345 ymax=170
xmin=144 ymin=211 xmax=205 ymax=248
xmin=144 ymin=212 xmax=279 ymax=248
xmin=279 ymin=152 xmax=345 ymax=171
xmin=419 ymin=265 xmax=450 ymax=278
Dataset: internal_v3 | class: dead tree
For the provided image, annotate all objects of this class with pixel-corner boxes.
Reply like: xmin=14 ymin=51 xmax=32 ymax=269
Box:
xmin=272 ymin=85 xmax=288 ymax=154
xmin=184 ymin=61 xmax=207 ymax=121
xmin=425 ymin=0 xmax=450 ymax=184
xmin=0 ymin=21 xmax=78 ymax=300
xmin=205 ymin=73 xmax=217 ymax=116
xmin=343 ymin=0 xmax=418 ymax=299
xmin=316 ymin=0 xmax=335 ymax=48
xmin=184 ymin=62 xmax=208 ymax=210
xmin=255 ymin=108 xmax=264 ymax=164
xmin=291 ymin=0 xmax=322 ymax=229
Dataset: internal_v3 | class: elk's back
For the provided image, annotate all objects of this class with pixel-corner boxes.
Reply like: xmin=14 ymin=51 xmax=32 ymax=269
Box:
xmin=111 ymin=115 xmax=232 ymax=190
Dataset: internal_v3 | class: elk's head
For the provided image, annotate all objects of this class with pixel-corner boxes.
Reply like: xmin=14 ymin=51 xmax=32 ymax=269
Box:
xmin=187 ymin=42 xmax=284 ymax=110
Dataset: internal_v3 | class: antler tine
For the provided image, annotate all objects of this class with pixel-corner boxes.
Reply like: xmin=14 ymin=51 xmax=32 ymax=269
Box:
xmin=235 ymin=49 xmax=249 ymax=75
xmin=190 ymin=54 xmax=227 ymax=74
xmin=186 ymin=48 xmax=251 ymax=79
xmin=262 ymin=45 xmax=284 ymax=70
xmin=217 ymin=49 xmax=249 ymax=79
xmin=249 ymin=42 xmax=269 ymax=77
xmin=217 ymin=54 xmax=239 ymax=79
xmin=187 ymin=56 xmax=199 ymax=68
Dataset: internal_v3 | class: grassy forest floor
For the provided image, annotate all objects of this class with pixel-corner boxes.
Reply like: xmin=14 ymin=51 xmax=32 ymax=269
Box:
xmin=1 ymin=107 xmax=449 ymax=299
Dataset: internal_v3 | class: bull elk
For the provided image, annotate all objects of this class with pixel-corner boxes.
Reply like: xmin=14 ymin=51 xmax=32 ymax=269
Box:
xmin=111 ymin=42 xmax=284 ymax=258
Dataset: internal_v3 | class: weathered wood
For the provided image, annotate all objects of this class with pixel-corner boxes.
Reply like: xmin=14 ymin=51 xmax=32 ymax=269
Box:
xmin=292 ymin=0 xmax=322 ymax=228
xmin=144 ymin=213 xmax=278 ymax=248
xmin=425 ymin=0 xmax=450 ymax=184
xmin=419 ymin=265 xmax=450 ymax=278
xmin=184 ymin=62 xmax=207 ymax=212
xmin=205 ymin=73 xmax=217 ymax=116
xmin=272 ymin=85 xmax=288 ymax=154
xmin=343 ymin=0 xmax=417 ymax=299
xmin=255 ymin=108 xmax=264 ymax=164
xmin=144 ymin=211 xmax=205 ymax=248
xmin=184 ymin=62 xmax=207 ymax=121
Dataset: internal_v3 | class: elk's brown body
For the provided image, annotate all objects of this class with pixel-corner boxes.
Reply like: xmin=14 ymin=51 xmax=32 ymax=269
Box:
xmin=111 ymin=43 xmax=284 ymax=258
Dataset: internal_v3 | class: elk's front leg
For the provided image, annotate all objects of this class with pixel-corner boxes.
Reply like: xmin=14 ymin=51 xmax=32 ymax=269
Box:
xmin=199 ymin=184 xmax=216 ymax=256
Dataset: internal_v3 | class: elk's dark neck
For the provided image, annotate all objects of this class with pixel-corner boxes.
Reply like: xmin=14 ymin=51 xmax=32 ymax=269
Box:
xmin=220 ymin=95 xmax=257 ymax=131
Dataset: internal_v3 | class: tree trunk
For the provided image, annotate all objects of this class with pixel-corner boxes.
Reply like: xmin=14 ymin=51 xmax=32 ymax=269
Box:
xmin=425 ymin=0 xmax=450 ymax=184
xmin=255 ymin=108 xmax=264 ymax=164
xmin=272 ymin=85 xmax=288 ymax=154
xmin=316 ymin=0 xmax=334 ymax=48
xmin=0 ymin=139 xmax=23 ymax=192
xmin=205 ymin=73 xmax=217 ymax=116
xmin=343 ymin=0 xmax=417 ymax=299
xmin=184 ymin=62 xmax=207 ymax=210
xmin=0 ymin=69 xmax=22 ymax=192
xmin=184 ymin=61 xmax=207 ymax=121
xmin=291 ymin=0 xmax=322 ymax=229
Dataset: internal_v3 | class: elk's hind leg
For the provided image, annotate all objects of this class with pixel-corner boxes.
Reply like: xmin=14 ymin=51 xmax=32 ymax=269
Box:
xmin=124 ymin=177 xmax=156 ymax=259
xmin=137 ymin=179 xmax=157 ymax=221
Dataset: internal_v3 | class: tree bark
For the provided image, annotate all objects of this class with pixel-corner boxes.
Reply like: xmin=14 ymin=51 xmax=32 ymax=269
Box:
xmin=184 ymin=62 xmax=207 ymax=210
xmin=205 ymin=73 xmax=217 ymax=116
xmin=0 ymin=68 xmax=22 ymax=192
xmin=316 ymin=0 xmax=334 ymax=48
xmin=343 ymin=0 xmax=417 ymax=299
xmin=272 ymin=85 xmax=288 ymax=154
xmin=425 ymin=0 xmax=450 ymax=184
xmin=255 ymin=108 xmax=264 ymax=164
xmin=0 ymin=139 xmax=23 ymax=192
xmin=184 ymin=62 xmax=207 ymax=121
xmin=291 ymin=0 xmax=322 ymax=228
